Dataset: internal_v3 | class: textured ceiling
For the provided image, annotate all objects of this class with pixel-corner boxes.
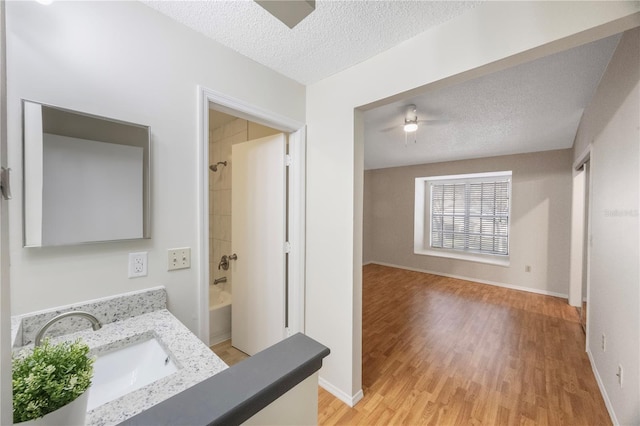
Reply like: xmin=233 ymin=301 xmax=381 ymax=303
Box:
xmin=139 ymin=0 xmax=482 ymax=85
xmin=364 ymin=34 xmax=622 ymax=170
xmin=140 ymin=1 xmax=621 ymax=170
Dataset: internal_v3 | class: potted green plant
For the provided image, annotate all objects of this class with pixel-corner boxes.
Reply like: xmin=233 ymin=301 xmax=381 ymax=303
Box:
xmin=12 ymin=339 xmax=94 ymax=425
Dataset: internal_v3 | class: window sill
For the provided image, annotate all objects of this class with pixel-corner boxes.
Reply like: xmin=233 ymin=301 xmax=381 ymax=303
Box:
xmin=414 ymin=247 xmax=510 ymax=267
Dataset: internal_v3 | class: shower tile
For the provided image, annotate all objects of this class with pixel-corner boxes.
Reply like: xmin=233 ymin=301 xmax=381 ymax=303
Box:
xmin=221 ymin=123 xmax=231 ymax=139
xmin=212 ymin=267 xmax=226 ymax=282
xmin=219 ymin=190 xmax=231 ymax=216
xmin=222 ymin=168 xmax=232 ymax=191
xmin=220 ymin=215 xmax=231 ymax=241
xmin=221 ymin=240 xmax=231 ymax=258
xmin=213 ymin=238 xmax=228 ymax=255
xmin=212 ymin=126 xmax=223 ymax=142
xmin=212 ymin=167 xmax=226 ymax=192
xmin=211 ymin=267 xmax=220 ymax=281
xmin=212 ymin=239 xmax=233 ymax=281
xmin=222 ymin=120 xmax=237 ymax=138
xmin=211 ymin=141 xmax=221 ymax=162
xmin=212 ymin=238 xmax=222 ymax=259
xmin=212 ymin=174 xmax=222 ymax=191
xmin=212 ymin=190 xmax=231 ymax=216
xmin=212 ymin=216 xmax=224 ymax=240
xmin=232 ymin=131 xmax=247 ymax=145
xmin=233 ymin=118 xmax=247 ymax=135
xmin=211 ymin=190 xmax=221 ymax=215
xmin=217 ymin=166 xmax=231 ymax=191
xmin=221 ymin=137 xmax=232 ymax=160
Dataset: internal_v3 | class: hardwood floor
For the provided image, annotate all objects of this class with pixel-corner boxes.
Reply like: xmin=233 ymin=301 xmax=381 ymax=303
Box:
xmin=318 ymin=264 xmax=610 ymax=425
xmin=210 ymin=339 xmax=249 ymax=366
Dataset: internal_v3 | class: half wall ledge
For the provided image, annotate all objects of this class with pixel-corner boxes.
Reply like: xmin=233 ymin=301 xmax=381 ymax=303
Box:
xmin=118 ymin=333 xmax=330 ymax=426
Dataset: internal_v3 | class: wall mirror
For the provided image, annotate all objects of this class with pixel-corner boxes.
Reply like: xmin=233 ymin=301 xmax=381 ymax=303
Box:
xmin=22 ymin=100 xmax=151 ymax=247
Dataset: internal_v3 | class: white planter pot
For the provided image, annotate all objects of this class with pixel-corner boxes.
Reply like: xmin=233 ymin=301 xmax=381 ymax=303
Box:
xmin=16 ymin=390 xmax=88 ymax=426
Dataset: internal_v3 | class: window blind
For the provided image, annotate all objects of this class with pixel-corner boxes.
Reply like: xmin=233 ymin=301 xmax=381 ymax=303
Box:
xmin=430 ymin=178 xmax=510 ymax=255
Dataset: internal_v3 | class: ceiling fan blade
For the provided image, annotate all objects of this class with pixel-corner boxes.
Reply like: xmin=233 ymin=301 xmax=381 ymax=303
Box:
xmin=418 ymin=118 xmax=448 ymax=123
xmin=418 ymin=119 xmax=449 ymax=125
xmin=379 ymin=125 xmax=400 ymax=133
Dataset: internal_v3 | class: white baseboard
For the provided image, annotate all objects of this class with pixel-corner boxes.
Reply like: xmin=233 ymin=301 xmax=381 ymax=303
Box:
xmin=362 ymin=261 xmax=373 ymax=266
xmin=368 ymin=261 xmax=568 ymax=299
xmin=319 ymin=377 xmax=364 ymax=407
xmin=209 ymin=332 xmax=231 ymax=346
xmin=587 ymin=349 xmax=617 ymax=425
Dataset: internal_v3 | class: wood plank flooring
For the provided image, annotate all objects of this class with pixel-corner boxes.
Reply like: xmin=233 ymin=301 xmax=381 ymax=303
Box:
xmin=210 ymin=339 xmax=249 ymax=366
xmin=318 ymin=264 xmax=610 ymax=425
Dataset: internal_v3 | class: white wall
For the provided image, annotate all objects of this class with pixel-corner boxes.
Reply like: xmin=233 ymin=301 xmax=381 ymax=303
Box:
xmin=6 ymin=1 xmax=304 ymax=337
xmin=306 ymin=1 xmax=640 ymax=405
xmin=572 ymin=28 xmax=639 ymax=425
xmin=364 ymin=149 xmax=573 ymax=297
xmin=0 ymin=1 xmax=12 ymax=423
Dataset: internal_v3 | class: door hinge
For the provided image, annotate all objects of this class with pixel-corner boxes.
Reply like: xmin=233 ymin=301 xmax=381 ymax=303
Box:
xmin=0 ymin=167 xmax=12 ymax=201
xmin=285 ymin=154 xmax=292 ymax=167
xmin=285 ymin=241 xmax=291 ymax=253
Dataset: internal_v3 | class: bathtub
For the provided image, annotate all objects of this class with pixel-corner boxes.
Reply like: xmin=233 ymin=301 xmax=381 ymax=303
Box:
xmin=209 ymin=285 xmax=232 ymax=345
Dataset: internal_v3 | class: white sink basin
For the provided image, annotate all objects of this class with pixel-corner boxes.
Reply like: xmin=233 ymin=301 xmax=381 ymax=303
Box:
xmin=87 ymin=337 xmax=178 ymax=411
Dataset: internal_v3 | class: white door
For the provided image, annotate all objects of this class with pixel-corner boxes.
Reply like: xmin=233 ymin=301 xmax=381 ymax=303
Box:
xmin=231 ymin=133 xmax=286 ymax=356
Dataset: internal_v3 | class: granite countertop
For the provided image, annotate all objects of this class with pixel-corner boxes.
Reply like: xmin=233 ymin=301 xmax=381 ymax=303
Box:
xmin=13 ymin=308 xmax=228 ymax=426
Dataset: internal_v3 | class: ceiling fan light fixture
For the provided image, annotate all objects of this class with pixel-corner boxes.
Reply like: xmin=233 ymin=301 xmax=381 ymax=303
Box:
xmin=403 ymin=120 xmax=418 ymax=133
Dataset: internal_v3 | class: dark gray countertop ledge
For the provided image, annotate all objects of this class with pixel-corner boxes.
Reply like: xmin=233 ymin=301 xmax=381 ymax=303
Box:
xmin=118 ymin=333 xmax=330 ymax=426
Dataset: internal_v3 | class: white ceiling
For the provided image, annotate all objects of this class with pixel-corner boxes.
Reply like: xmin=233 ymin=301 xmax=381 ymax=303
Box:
xmin=139 ymin=0 xmax=482 ymax=85
xmin=140 ymin=1 xmax=621 ymax=171
xmin=364 ymin=34 xmax=621 ymax=169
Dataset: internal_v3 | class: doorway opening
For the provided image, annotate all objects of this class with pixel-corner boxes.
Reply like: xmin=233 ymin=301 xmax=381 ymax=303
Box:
xmin=197 ymin=86 xmax=306 ymax=359
xmin=570 ymin=155 xmax=591 ymax=336
xmin=207 ymin=110 xmax=280 ymax=360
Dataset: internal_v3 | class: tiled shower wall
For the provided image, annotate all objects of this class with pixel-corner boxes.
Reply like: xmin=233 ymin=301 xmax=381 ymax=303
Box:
xmin=209 ymin=114 xmax=280 ymax=296
xmin=209 ymin=118 xmax=245 ymax=293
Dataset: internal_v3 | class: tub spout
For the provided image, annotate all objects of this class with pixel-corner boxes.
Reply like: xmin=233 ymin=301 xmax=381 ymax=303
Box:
xmin=214 ymin=277 xmax=227 ymax=285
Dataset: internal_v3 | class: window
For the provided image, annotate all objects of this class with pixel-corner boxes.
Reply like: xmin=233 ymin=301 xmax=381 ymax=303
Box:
xmin=414 ymin=171 xmax=511 ymax=265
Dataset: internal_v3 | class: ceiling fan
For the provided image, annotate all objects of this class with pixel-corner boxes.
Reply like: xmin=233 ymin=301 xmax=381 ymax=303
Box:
xmin=380 ymin=104 xmax=443 ymax=146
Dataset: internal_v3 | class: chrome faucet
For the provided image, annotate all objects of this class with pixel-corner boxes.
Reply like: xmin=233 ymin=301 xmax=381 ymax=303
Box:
xmin=218 ymin=253 xmax=238 ymax=270
xmin=34 ymin=311 xmax=102 ymax=347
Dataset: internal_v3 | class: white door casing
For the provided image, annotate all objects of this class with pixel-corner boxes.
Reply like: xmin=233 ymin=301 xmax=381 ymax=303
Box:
xmin=197 ymin=86 xmax=305 ymax=347
xmin=231 ymin=134 xmax=287 ymax=355
xmin=569 ymin=168 xmax=586 ymax=307
xmin=287 ymin=127 xmax=306 ymax=336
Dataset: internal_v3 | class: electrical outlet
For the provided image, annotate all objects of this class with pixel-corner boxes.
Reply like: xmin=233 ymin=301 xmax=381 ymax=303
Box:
xmin=168 ymin=247 xmax=191 ymax=271
xmin=128 ymin=252 xmax=148 ymax=278
xmin=601 ymin=334 xmax=606 ymax=352
xmin=617 ymin=364 xmax=623 ymax=387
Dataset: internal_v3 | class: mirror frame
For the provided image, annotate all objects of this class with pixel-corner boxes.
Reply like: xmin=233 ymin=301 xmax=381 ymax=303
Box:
xmin=22 ymin=100 xmax=151 ymax=247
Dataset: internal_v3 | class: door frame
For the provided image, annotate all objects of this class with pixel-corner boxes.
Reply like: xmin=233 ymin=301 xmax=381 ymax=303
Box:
xmin=570 ymin=144 xmax=592 ymax=347
xmin=196 ymin=86 xmax=306 ymax=345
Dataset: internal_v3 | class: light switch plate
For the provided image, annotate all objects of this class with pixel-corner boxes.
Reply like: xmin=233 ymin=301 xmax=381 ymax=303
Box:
xmin=168 ymin=247 xmax=191 ymax=271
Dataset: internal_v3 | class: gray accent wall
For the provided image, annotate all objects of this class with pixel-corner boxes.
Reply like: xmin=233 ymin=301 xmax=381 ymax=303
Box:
xmin=363 ymin=148 xmax=573 ymax=297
